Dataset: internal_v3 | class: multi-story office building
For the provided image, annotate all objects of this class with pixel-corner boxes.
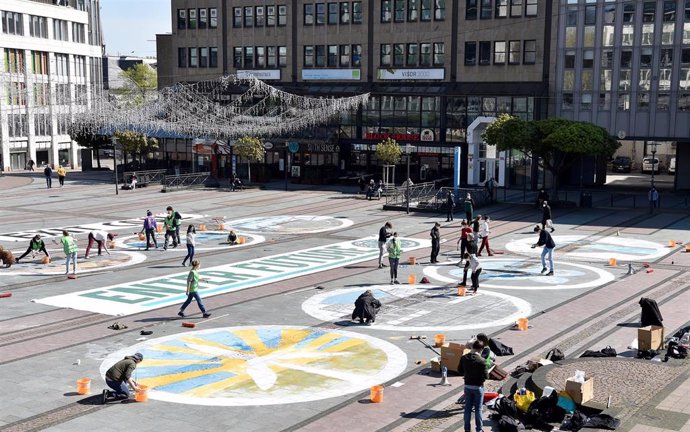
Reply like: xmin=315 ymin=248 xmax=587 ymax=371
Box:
xmin=157 ymin=0 xmax=554 ymax=186
xmin=0 ymin=0 xmax=103 ymax=172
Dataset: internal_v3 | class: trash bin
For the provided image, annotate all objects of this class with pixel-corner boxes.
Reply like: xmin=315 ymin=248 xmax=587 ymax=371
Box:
xmin=580 ymin=192 xmax=592 ymax=208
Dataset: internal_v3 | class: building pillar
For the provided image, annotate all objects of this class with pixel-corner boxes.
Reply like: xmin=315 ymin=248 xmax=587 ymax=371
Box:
xmin=675 ymin=142 xmax=690 ymax=191
xmin=0 ymin=114 xmax=9 ymax=172
xmin=70 ymin=140 xmax=79 ymax=169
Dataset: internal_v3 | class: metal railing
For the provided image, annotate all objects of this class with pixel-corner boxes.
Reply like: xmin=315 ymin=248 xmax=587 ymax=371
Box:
xmin=437 ymin=187 xmax=491 ymax=210
xmin=162 ymin=172 xmax=210 ymax=191
xmin=385 ymin=181 xmax=437 ymax=208
xmin=121 ymin=169 xmax=166 ymax=186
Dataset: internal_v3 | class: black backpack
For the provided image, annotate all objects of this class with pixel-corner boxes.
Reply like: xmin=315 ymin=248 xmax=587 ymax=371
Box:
xmin=498 ymin=415 xmax=525 ymax=432
xmin=492 ymin=397 xmax=519 ymax=419
xmin=580 ymin=350 xmax=609 ymax=358
xmin=545 ymin=348 xmax=565 ymax=361
xmin=600 ymin=346 xmax=617 ymax=357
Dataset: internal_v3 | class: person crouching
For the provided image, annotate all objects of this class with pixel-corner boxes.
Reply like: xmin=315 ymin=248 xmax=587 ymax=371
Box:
xmin=351 ymin=289 xmax=382 ymax=326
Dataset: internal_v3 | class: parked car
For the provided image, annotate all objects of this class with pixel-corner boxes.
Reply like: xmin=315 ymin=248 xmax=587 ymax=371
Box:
xmin=668 ymin=157 xmax=676 ymax=174
xmin=642 ymin=157 xmax=663 ymax=174
xmin=611 ymin=156 xmax=632 ymax=173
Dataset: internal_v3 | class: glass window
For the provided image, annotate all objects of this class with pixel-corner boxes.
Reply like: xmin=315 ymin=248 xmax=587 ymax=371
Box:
xmin=494 ymin=41 xmax=506 ymax=64
xmin=433 ymin=42 xmax=445 ymax=65
xmin=599 ymin=93 xmax=611 ymax=110
xmin=340 ymin=45 xmax=351 ymax=66
xmin=395 ymin=0 xmax=405 ymax=21
xmin=328 ymin=45 xmax=338 ymax=66
xmin=639 ymin=69 xmax=651 ymax=90
xmin=420 ymin=43 xmax=432 ymax=65
xmin=268 ymin=46 xmax=277 ymax=67
xmin=585 ymin=5 xmax=596 ymax=25
xmin=340 ymin=2 xmax=350 ymax=23
xmin=256 ymin=46 xmax=265 ymax=67
xmin=316 ymin=45 xmax=326 ymax=66
xmin=382 ymin=0 xmax=392 ymax=21
xmin=600 ymin=69 xmax=613 ymax=90
xmin=188 ymin=47 xmax=198 ymax=67
xmin=637 ymin=93 xmax=650 ymax=109
xmin=409 ymin=0 xmax=419 ymax=20
xmin=662 ymin=22 xmax=674 ymax=44
xmin=481 ymin=0 xmax=492 ymax=19
xmin=435 ymin=0 xmax=446 ymax=20
xmin=582 ymin=70 xmax=593 ymax=90
xmin=199 ymin=47 xmax=208 ymax=67
xmin=619 ymin=69 xmax=631 ymax=90
xmin=583 ymin=49 xmax=594 ymax=68
xmin=244 ymin=46 xmax=254 ymax=68
xmin=523 ymin=40 xmax=536 ymax=64
xmin=380 ymin=44 xmax=392 ymax=66
xmin=525 ymin=0 xmax=537 ymax=16
xmin=316 ymin=3 xmax=326 ymax=24
xmin=177 ymin=9 xmax=186 ymax=29
xmin=661 ymin=48 xmax=673 ymax=67
xmin=565 ymin=27 xmax=576 ymax=48
xmin=603 ymin=25 xmax=615 ymax=45
xmin=601 ymin=49 xmax=613 ymax=68
xmin=581 ymin=93 xmax=592 ymax=110
xmin=496 ymin=0 xmax=507 ymax=18
xmin=508 ymin=41 xmax=520 ymax=64
xmin=664 ymin=0 xmax=676 ymax=21
xmin=279 ymin=5 xmax=288 ymax=25
xmin=657 ymin=94 xmax=670 ymax=111
xmin=244 ymin=6 xmax=253 ymax=27
xmin=604 ymin=3 xmax=616 ymax=23
xmin=233 ymin=7 xmax=242 ymax=27
xmin=234 ymin=47 xmax=243 ymax=68
xmin=279 ymin=46 xmax=287 ymax=66
xmin=564 ymin=50 xmax=575 ymax=68
xmin=563 ymin=70 xmax=575 ymax=91
xmin=510 ymin=0 xmax=522 ymax=17
xmin=466 ymin=0 xmax=478 ymax=19
xmin=407 ymin=43 xmax=418 ymax=66
xmin=562 ymin=93 xmax=573 ymax=110
xmin=53 ymin=19 xmax=68 ymax=41
xmin=623 ymin=2 xmax=635 ymax=22
xmin=188 ymin=8 xmax=197 ymax=29
xmin=29 ymin=16 xmax=48 ymax=39
xmin=659 ymin=68 xmax=672 ymax=90
xmin=178 ymin=47 xmax=187 ymax=68
xmin=641 ymin=47 xmax=653 ymax=67
xmin=566 ymin=5 xmax=577 ymax=26
xmin=305 ymin=4 xmax=314 ymax=24
xmin=621 ymin=25 xmax=634 ymax=45
xmin=329 ymin=3 xmax=338 ymax=24
xmin=679 ymin=67 xmax=690 ymax=88
xmin=683 ymin=48 xmax=690 ymax=64
xmin=199 ymin=8 xmax=207 ymax=29
xmin=643 ymin=1 xmax=655 ymax=22
xmin=465 ymin=42 xmax=477 ymax=65
xmin=584 ymin=26 xmax=596 ymax=47
xmin=678 ymin=93 xmax=690 ymax=111
xmin=394 ymin=43 xmax=405 ymax=66
xmin=352 ymin=44 xmax=362 ymax=66
xmin=479 ymin=41 xmax=491 ymax=65
xmin=256 ymin=6 xmax=265 ymax=26
xmin=618 ymin=93 xmax=630 ymax=111
xmin=421 ymin=0 xmax=432 ymax=20
xmin=353 ymin=2 xmax=363 ymax=23
xmin=267 ymin=6 xmax=276 ymax=26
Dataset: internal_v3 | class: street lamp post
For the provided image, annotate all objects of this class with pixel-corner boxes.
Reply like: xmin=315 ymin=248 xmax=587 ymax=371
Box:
xmin=112 ymin=136 xmax=119 ymax=196
xmin=650 ymin=141 xmax=657 ymax=213
xmin=405 ymin=144 xmax=413 ymax=215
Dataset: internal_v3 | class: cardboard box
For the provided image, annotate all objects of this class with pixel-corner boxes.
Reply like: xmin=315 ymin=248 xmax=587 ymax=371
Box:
xmin=638 ymin=325 xmax=664 ymax=351
xmin=430 ymin=357 xmax=441 ymax=373
xmin=565 ymin=376 xmax=594 ymax=405
xmin=441 ymin=343 xmax=465 ymax=373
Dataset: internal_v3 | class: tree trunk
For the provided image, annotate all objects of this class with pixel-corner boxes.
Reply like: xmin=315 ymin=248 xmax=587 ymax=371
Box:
xmin=247 ymin=160 xmax=251 ymax=183
xmin=95 ymin=146 xmax=102 ymax=169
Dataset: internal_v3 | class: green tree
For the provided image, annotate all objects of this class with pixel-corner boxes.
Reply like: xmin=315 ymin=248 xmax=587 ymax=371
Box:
xmin=113 ymin=131 xmax=159 ymax=167
xmin=121 ymin=63 xmax=157 ymax=103
xmin=375 ymin=137 xmax=402 ymax=165
xmin=69 ymin=129 xmax=110 ymax=169
xmin=233 ymin=136 xmax=265 ymax=183
xmin=483 ymin=115 xmax=619 ymax=198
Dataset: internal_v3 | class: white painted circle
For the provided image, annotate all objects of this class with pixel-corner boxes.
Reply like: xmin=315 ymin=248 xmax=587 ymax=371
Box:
xmin=115 ymin=232 xmax=265 ymax=252
xmin=225 ymin=215 xmax=354 ymax=234
xmin=302 ymin=285 xmax=532 ymax=331
xmin=100 ymin=325 xmax=407 ymax=406
xmin=505 ymin=235 xmax=667 ymax=261
xmin=2 ymin=251 xmax=146 ymax=276
xmin=423 ymin=259 xmax=615 ymax=290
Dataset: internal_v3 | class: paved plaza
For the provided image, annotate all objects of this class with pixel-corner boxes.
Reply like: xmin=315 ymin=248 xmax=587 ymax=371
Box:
xmin=0 ymin=172 xmax=688 ymax=432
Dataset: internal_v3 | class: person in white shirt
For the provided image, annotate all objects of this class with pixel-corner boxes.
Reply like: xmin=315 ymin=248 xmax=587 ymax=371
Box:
xmin=182 ymin=225 xmax=196 ymax=266
xmin=476 ymin=215 xmax=493 ymax=256
xmin=464 ymin=252 xmax=482 ymax=293
xmin=85 ymin=231 xmax=114 ymax=258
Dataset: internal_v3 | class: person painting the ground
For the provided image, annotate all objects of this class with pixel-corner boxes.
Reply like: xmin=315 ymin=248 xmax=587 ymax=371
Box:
xmin=60 ymin=230 xmax=78 ymax=275
xmin=85 ymin=230 xmax=115 ymax=259
xmin=56 ymin=165 xmax=67 ymax=187
xmin=463 ymin=193 xmax=475 ymax=222
xmin=476 ymin=215 xmax=493 ymax=256
xmin=15 ymin=235 xmax=50 ymax=264
xmin=532 ymin=224 xmax=555 ymax=276
xmin=387 ymin=231 xmax=402 ymax=285
xmin=430 ymin=222 xmax=441 ymax=263
xmin=141 ymin=210 xmax=158 ymax=250
xmin=178 ymin=260 xmax=211 ymax=318
xmin=351 ymin=289 xmax=382 ymax=325
xmin=464 ymin=251 xmax=482 ymax=293
xmin=102 ymin=352 xmax=143 ymax=403
xmin=457 ymin=233 xmax=477 ymax=287
xmin=378 ymin=222 xmax=392 ymax=268
xmin=227 ymin=230 xmax=238 ymax=245
xmin=458 ymin=340 xmax=489 ymax=432
xmin=163 ymin=206 xmax=180 ymax=250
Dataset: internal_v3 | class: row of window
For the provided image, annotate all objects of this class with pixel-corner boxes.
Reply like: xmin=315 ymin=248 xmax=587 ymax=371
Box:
xmin=566 ymin=0 xmax=685 ymax=27
xmin=464 ymin=40 xmax=537 ymax=66
xmin=177 ymin=47 xmax=219 ymax=68
xmin=303 ymin=2 xmax=363 ymax=25
xmin=232 ymin=5 xmax=288 ymax=28
xmin=465 ymin=0 xmax=537 ymax=20
xmin=563 ymin=92 xmax=690 ymax=112
xmin=564 ymin=48 xmax=689 ymax=71
xmin=304 ymin=45 xmax=363 ymax=67
xmin=381 ymin=0 xmax=446 ymax=22
xmin=4 ymin=49 xmax=88 ymax=76
xmin=232 ymin=46 xmax=288 ymax=69
xmin=379 ymin=43 xmax=445 ymax=67
xmin=176 ymin=8 xmax=218 ymax=30
xmin=1 ymin=11 xmax=88 ymax=43
xmin=5 ymin=82 xmax=88 ymax=107
xmin=7 ymin=113 xmax=74 ymax=138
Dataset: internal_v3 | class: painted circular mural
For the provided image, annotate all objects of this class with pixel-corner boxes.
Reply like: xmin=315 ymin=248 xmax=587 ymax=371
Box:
xmin=2 ymin=251 xmax=146 ymax=276
xmin=115 ymin=231 xmax=265 ymax=252
xmin=224 ymin=216 xmax=353 ymax=234
xmin=505 ymin=235 xmax=667 ymax=261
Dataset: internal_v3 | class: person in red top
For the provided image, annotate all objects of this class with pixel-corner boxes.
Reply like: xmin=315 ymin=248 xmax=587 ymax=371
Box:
xmin=456 ymin=220 xmax=473 ymax=257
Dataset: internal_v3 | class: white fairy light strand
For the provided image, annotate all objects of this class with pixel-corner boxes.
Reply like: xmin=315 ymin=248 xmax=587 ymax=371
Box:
xmin=69 ymin=75 xmax=370 ymax=138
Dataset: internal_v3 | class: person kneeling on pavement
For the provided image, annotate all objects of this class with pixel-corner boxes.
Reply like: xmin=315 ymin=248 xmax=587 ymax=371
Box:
xmin=103 ymin=352 xmax=143 ymax=403
xmin=352 ymin=289 xmax=382 ymax=325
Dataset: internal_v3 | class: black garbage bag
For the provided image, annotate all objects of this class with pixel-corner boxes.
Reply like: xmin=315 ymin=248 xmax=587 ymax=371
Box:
xmin=580 ymin=350 xmax=609 ymax=358
xmin=583 ymin=413 xmax=620 ymax=429
xmin=492 ymin=396 xmax=519 ymax=420
xmin=637 ymin=349 xmax=659 ymax=360
xmin=490 ymin=338 xmax=515 ymax=356
xmin=639 ymin=297 xmax=663 ymax=326
xmin=545 ymin=348 xmax=565 ymax=361
xmin=525 ymin=391 xmax=566 ymax=429
xmin=498 ymin=415 xmax=526 ymax=432
xmin=560 ymin=411 xmax=588 ymax=431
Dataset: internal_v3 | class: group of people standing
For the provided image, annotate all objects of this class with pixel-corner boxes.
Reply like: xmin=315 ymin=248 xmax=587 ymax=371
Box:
xmin=42 ymin=165 xmax=67 ymax=189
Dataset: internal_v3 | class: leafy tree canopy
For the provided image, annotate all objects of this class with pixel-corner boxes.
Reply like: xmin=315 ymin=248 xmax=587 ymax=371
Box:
xmin=233 ymin=136 xmax=265 ymax=162
xmin=375 ymin=137 xmax=402 ymax=165
xmin=113 ymin=131 xmax=158 ymax=156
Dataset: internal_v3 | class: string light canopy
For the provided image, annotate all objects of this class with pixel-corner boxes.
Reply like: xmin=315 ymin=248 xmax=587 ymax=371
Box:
xmin=71 ymin=75 xmax=369 ymax=139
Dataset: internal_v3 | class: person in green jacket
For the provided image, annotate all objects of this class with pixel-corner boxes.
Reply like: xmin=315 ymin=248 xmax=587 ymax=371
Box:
xmin=163 ymin=206 xmax=179 ymax=250
xmin=178 ymin=260 xmax=211 ymax=318
xmin=386 ymin=232 xmax=402 ymax=284
xmin=103 ymin=352 xmax=143 ymax=403
xmin=60 ymin=230 xmax=78 ymax=275
xmin=15 ymin=235 xmax=50 ymax=263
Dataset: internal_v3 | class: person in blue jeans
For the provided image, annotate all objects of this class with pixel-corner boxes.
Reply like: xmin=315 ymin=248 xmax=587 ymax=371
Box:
xmin=178 ymin=260 xmax=211 ymax=318
xmin=532 ymin=224 xmax=556 ymax=276
xmin=459 ymin=340 xmax=489 ymax=432
xmin=182 ymin=224 xmax=196 ymax=266
xmin=102 ymin=352 xmax=143 ymax=403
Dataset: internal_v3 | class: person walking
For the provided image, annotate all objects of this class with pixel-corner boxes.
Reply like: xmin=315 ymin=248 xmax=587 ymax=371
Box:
xmin=649 ymin=187 xmax=659 ymax=210
xmin=378 ymin=222 xmax=392 ymax=268
xmin=44 ymin=165 xmax=53 ymax=189
xmin=466 ymin=252 xmax=482 ymax=293
xmin=476 ymin=215 xmax=493 ymax=256
xmin=532 ymin=224 xmax=556 ymax=276
xmin=536 ymin=188 xmax=549 ymax=208
xmin=60 ymin=230 xmax=78 ymax=275
xmin=15 ymin=235 xmax=50 ymax=263
xmin=84 ymin=230 xmax=114 ymax=259
xmin=56 ymin=165 xmax=67 ymax=187
xmin=141 ymin=210 xmax=158 ymax=250
xmin=458 ymin=340 xmax=489 ymax=432
xmin=463 ymin=193 xmax=475 ymax=222
xmin=351 ymin=289 xmax=382 ymax=325
xmin=102 ymin=352 xmax=143 ymax=403
xmin=27 ymin=159 xmax=35 ymax=171
xmin=163 ymin=207 xmax=179 ymax=250
xmin=178 ymin=260 xmax=211 ymax=318
xmin=471 ymin=216 xmax=481 ymax=250
xmin=541 ymin=200 xmax=554 ymax=232
xmin=485 ymin=177 xmax=496 ymax=203
xmin=182 ymin=225 xmax=196 ymax=266
xmin=169 ymin=206 xmax=183 ymax=246
xmin=430 ymin=222 xmax=441 ymax=263
xmin=456 ymin=220 xmax=472 ymax=257
xmin=446 ymin=191 xmax=456 ymax=222
xmin=387 ymin=232 xmax=402 ymax=284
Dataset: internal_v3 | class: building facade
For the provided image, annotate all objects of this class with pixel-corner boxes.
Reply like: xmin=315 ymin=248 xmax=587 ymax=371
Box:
xmin=157 ymin=0 xmax=556 ymax=186
xmin=0 ymin=0 xmax=103 ymax=172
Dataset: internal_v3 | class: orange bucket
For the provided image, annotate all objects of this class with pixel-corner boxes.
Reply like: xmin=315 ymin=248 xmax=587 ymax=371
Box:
xmin=41 ymin=256 xmax=50 ymax=264
xmin=408 ymin=274 xmax=416 ymax=284
xmin=686 ymin=245 xmax=690 ymax=253
xmin=108 ymin=241 xmax=115 ymax=249
xmin=156 ymin=225 xmax=163 ymax=233
xmin=370 ymin=385 xmax=384 ymax=403
xmin=517 ymin=318 xmax=529 ymax=331
xmin=138 ymin=233 xmax=145 ymax=241
xmin=199 ymin=223 xmax=207 ymax=231
xmin=434 ymin=334 xmax=445 ymax=347
xmin=457 ymin=285 xmax=466 ymax=296
xmin=76 ymin=378 xmax=91 ymax=395
xmin=135 ymin=384 xmax=149 ymax=402
xmin=669 ymin=240 xmax=677 ymax=247
xmin=238 ymin=236 xmax=246 ymax=245
xmin=218 ymin=223 xmax=225 ymax=231
xmin=408 ymin=257 xmax=417 ymax=265
xmin=608 ymin=258 xmax=617 ymax=267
